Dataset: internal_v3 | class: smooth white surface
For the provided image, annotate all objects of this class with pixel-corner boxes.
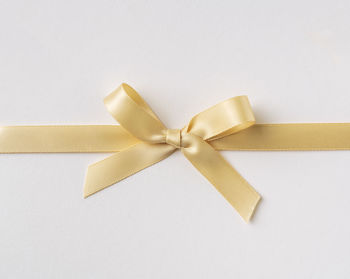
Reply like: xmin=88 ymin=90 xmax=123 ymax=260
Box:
xmin=1 ymin=0 xmax=350 ymax=278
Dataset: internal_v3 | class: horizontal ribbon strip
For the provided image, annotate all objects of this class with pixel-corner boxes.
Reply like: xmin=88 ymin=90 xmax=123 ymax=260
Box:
xmin=2 ymin=123 xmax=350 ymax=153
xmin=1 ymin=83 xmax=350 ymax=222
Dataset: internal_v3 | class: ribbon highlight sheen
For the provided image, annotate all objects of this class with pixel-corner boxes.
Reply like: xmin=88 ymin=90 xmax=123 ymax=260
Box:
xmin=2 ymin=83 xmax=350 ymax=222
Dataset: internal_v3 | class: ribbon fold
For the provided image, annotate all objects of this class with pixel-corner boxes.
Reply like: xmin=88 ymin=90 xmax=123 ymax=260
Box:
xmin=2 ymin=83 xmax=350 ymax=222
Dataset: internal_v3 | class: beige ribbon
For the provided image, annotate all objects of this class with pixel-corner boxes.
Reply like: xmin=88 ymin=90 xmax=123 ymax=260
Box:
xmin=2 ymin=83 xmax=350 ymax=222
xmin=86 ymin=84 xmax=260 ymax=222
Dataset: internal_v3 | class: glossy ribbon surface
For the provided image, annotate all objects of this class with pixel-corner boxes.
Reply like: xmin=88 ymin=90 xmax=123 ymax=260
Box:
xmin=2 ymin=83 xmax=350 ymax=222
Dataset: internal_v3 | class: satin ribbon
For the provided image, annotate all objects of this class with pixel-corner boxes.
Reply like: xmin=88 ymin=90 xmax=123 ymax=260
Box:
xmin=2 ymin=83 xmax=350 ymax=222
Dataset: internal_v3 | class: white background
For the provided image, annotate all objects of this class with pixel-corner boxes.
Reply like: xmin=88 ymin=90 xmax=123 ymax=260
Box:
xmin=1 ymin=0 xmax=350 ymax=278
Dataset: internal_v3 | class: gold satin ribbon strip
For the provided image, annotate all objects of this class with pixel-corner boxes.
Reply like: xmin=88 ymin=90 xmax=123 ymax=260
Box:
xmin=0 ymin=125 xmax=138 ymax=153
xmin=1 ymin=83 xmax=350 ymax=222
xmin=211 ymin=123 xmax=350 ymax=150
xmin=2 ymin=124 xmax=350 ymax=153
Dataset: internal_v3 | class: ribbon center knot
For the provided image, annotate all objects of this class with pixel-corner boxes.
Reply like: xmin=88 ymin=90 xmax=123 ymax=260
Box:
xmin=165 ymin=129 xmax=182 ymax=148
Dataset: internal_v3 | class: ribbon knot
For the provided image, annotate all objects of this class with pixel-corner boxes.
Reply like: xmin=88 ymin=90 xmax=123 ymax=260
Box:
xmin=165 ymin=129 xmax=182 ymax=148
xmin=84 ymin=83 xmax=261 ymax=222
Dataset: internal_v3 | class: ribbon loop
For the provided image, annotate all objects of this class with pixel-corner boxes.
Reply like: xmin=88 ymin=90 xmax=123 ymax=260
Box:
xmin=186 ymin=95 xmax=256 ymax=140
xmin=104 ymin=83 xmax=167 ymax=143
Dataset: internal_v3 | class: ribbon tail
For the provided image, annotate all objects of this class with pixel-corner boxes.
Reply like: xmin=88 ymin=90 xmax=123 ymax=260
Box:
xmin=84 ymin=142 xmax=176 ymax=197
xmin=182 ymin=135 xmax=261 ymax=222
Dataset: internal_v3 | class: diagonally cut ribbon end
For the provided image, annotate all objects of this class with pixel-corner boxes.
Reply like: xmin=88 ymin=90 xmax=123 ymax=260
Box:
xmin=83 ymin=184 xmax=95 ymax=199
xmin=83 ymin=163 xmax=113 ymax=198
xmin=222 ymin=183 xmax=261 ymax=223
xmin=242 ymin=194 xmax=262 ymax=223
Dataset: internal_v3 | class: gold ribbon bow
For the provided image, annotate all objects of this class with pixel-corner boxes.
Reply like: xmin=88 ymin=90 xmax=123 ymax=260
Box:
xmin=85 ymin=83 xmax=260 ymax=222
xmin=2 ymin=83 xmax=350 ymax=222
